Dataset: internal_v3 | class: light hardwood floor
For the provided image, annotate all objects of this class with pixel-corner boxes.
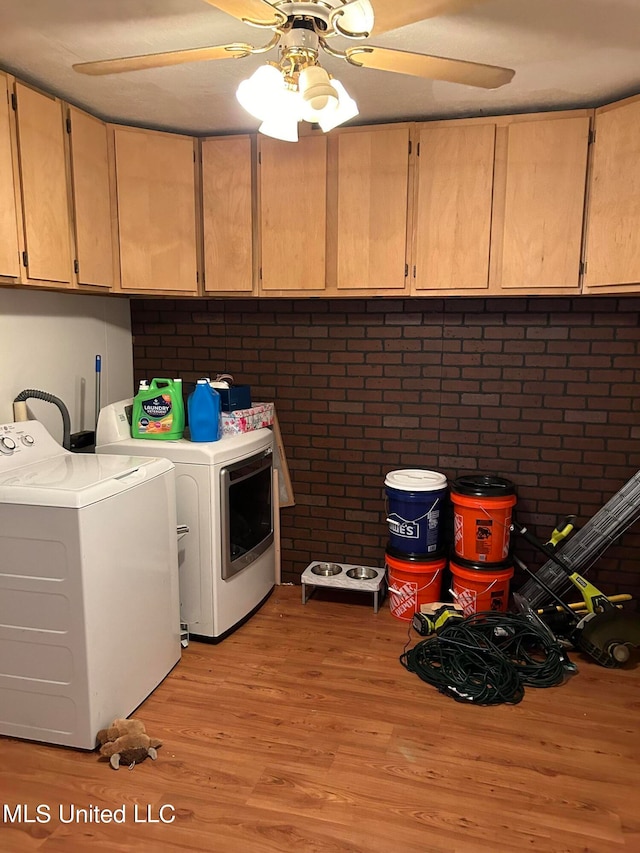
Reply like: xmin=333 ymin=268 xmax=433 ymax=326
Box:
xmin=1 ymin=585 xmax=638 ymax=853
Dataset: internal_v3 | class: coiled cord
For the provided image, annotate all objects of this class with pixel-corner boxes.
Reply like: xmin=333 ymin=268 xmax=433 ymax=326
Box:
xmin=400 ymin=612 xmax=568 ymax=705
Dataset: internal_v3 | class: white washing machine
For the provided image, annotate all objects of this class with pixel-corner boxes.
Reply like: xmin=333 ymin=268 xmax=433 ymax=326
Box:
xmin=96 ymin=399 xmax=275 ymax=641
xmin=0 ymin=420 xmax=181 ymax=750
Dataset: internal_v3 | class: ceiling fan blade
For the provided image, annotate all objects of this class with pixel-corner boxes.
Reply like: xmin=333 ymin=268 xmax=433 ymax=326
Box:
xmin=73 ymin=44 xmax=253 ymax=76
xmin=371 ymin=0 xmax=488 ymax=36
xmin=201 ymin=0 xmax=286 ymax=27
xmin=346 ymin=46 xmax=514 ymax=89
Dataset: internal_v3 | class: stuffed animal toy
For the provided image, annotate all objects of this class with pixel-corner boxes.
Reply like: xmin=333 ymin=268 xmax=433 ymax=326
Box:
xmin=96 ymin=718 xmax=163 ymax=770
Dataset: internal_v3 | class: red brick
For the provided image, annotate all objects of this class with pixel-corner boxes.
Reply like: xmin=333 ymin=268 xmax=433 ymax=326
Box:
xmin=131 ymin=296 xmax=640 ymax=592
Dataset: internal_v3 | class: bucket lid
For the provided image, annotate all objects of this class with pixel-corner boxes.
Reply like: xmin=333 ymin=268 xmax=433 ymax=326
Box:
xmin=452 ymin=474 xmax=515 ymax=497
xmin=385 ymin=469 xmax=447 ymax=492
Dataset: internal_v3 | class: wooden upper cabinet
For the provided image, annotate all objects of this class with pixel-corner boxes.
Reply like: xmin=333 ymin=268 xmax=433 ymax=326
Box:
xmin=13 ymin=82 xmax=73 ymax=286
xmin=259 ymin=134 xmax=327 ymax=293
xmin=113 ymin=125 xmax=198 ymax=294
xmin=490 ymin=113 xmax=590 ymax=292
xmin=202 ymin=135 xmax=254 ymax=294
xmin=0 ymin=72 xmax=20 ymax=280
xmin=67 ymin=107 xmax=116 ymax=289
xmin=412 ymin=121 xmax=495 ymax=293
xmin=329 ymin=125 xmax=411 ymax=293
xmin=583 ymin=96 xmax=640 ymax=290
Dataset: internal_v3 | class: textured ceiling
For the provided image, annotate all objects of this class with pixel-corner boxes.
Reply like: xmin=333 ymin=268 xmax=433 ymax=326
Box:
xmin=1 ymin=0 xmax=639 ymax=136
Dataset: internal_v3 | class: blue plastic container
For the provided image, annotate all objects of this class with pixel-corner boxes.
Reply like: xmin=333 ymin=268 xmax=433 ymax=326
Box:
xmin=187 ymin=380 xmax=221 ymax=442
xmin=385 ymin=469 xmax=448 ymax=556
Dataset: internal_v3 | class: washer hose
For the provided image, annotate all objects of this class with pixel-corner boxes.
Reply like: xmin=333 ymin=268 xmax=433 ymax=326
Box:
xmin=13 ymin=389 xmax=71 ymax=450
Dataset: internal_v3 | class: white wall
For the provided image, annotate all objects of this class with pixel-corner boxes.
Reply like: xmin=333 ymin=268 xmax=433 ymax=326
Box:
xmin=0 ymin=288 xmax=133 ymax=443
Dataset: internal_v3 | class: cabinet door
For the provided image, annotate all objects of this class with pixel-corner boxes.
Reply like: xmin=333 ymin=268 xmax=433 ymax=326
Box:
xmin=412 ymin=122 xmax=495 ymax=293
xmin=202 ymin=135 xmax=254 ymax=294
xmin=491 ymin=115 xmax=590 ymax=292
xmin=0 ymin=73 xmax=20 ymax=279
xmin=583 ymin=97 xmax=640 ymax=289
xmin=68 ymin=107 xmax=116 ymax=289
xmin=332 ymin=126 xmax=410 ymax=292
xmin=14 ymin=82 xmax=72 ymax=285
xmin=114 ymin=126 xmax=198 ymax=294
xmin=259 ymin=135 xmax=326 ymax=293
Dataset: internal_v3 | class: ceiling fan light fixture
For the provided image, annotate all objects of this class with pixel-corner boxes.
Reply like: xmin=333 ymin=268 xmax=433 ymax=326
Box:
xmin=236 ymin=50 xmax=360 ymax=141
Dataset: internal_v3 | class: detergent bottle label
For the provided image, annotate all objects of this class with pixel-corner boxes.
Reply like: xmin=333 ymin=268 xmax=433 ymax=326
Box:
xmin=138 ymin=395 xmax=173 ymax=434
xmin=141 ymin=395 xmax=171 ymax=419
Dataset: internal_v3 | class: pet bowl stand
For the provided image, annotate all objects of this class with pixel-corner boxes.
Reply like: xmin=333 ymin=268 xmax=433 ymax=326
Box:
xmin=301 ymin=562 xmax=386 ymax=613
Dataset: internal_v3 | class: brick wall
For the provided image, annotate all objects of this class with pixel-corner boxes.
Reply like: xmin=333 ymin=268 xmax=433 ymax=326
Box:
xmin=131 ymin=296 xmax=640 ymax=606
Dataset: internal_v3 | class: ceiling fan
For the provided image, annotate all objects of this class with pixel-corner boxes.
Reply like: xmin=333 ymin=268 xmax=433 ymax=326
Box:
xmin=73 ymin=0 xmax=515 ymax=141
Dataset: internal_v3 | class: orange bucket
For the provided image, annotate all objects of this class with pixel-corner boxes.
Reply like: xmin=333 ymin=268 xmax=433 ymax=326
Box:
xmin=451 ymin=475 xmax=517 ymax=564
xmin=385 ymin=552 xmax=446 ymax=621
xmin=450 ymin=558 xmax=514 ymax=616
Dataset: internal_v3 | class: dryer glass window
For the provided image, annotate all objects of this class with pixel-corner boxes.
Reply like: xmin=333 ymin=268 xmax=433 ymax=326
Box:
xmin=221 ymin=450 xmax=273 ymax=579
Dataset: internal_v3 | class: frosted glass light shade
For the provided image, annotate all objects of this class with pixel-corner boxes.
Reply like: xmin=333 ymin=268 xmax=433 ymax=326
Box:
xmin=259 ymin=88 xmax=303 ymax=141
xmin=299 ymin=66 xmax=339 ymax=114
xmin=334 ymin=0 xmax=375 ymax=36
xmin=236 ymin=65 xmax=284 ymax=121
xmin=317 ymin=79 xmax=359 ymax=132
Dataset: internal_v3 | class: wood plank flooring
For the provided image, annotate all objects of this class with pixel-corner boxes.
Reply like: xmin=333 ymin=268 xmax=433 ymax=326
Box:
xmin=1 ymin=585 xmax=639 ymax=853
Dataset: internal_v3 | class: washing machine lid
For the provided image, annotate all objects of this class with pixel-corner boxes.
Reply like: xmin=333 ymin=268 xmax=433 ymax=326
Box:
xmin=0 ymin=453 xmax=173 ymax=508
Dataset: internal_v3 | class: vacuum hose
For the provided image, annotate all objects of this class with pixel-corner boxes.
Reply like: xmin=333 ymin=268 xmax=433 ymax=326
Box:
xmin=13 ymin=389 xmax=72 ymax=450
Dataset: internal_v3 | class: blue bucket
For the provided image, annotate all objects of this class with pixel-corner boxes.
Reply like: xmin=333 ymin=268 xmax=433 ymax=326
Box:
xmin=385 ymin=469 xmax=448 ymax=556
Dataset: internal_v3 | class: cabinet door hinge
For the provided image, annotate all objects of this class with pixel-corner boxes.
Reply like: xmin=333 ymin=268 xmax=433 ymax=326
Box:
xmin=22 ymin=250 xmax=28 ymax=267
xmin=66 ymin=116 xmax=72 ymax=134
xmin=11 ymin=92 xmax=17 ymax=111
xmin=74 ymin=259 xmax=79 ymax=275
xmin=588 ymin=129 xmax=595 ymax=145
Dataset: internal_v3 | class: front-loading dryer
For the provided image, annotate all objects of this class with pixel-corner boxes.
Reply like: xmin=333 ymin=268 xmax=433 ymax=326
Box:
xmin=96 ymin=399 xmax=275 ymax=641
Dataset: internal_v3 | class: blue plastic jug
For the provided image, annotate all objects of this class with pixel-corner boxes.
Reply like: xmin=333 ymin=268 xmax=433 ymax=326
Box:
xmin=188 ymin=380 xmax=221 ymax=442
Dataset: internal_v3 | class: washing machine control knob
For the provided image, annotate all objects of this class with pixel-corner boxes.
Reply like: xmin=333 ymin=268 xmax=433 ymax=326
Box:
xmin=0 ymin=436 xmax=17 ymax=453
xmin=21 ymin=435 xmax=35 ymax=446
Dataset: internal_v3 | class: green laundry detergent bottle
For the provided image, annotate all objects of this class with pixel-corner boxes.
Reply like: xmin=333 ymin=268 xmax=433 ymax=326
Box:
xmin=131 ymin=378 xmax=185 ymax=440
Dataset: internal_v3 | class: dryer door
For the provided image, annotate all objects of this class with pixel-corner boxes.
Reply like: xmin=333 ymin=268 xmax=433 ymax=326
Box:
xmin=220 ymin=449 xmax=273 ymax=579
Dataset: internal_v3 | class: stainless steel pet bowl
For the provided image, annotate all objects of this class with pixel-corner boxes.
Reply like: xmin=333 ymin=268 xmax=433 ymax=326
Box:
xmin=311 ymin=562 xmax=343 ymax=576
xmin=346 ymin=566 xmax=378 ymax=580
